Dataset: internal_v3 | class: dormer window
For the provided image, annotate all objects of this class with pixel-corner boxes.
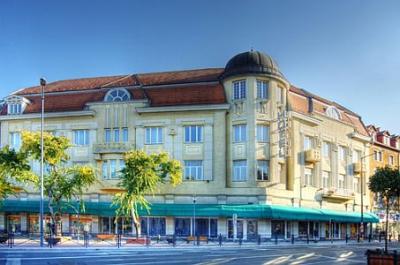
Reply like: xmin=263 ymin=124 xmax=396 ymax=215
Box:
xmin=104 ymin=88 xmax=131 ymax=102
xmin=4 ymin=95 xmax=29 ymax=115
xmin=325 ymin=106 xmax=341 ymax=120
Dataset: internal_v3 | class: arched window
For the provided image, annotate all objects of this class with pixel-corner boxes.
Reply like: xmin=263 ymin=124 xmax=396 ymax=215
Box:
xmin=4 ymin=95 xmax=29 ymax=115
xmin=325 ymin=106 xmax=341 ymax=120
xmin=104 ymin=88 xmax=131 ymax=102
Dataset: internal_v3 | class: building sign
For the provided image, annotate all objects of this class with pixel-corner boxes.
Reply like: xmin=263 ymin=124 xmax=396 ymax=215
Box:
xmin=278 ymin=110 xmax=289 ymax=158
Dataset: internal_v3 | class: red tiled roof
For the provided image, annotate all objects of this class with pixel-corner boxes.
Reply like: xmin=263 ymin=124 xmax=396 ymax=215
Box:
xmin=289 ymin=86 xmax=369 ymax=136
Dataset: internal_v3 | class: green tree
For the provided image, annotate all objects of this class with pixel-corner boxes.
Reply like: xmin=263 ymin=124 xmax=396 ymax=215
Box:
xmin=113 ymin=150 xmax=182 ymax=238
xmin=0 ymin=147 xmax=36 ymax=200
xmin=369 ymin=166 xmax=400 ymax=252
xmin=21 ymin=131 xmax=97 ymax=236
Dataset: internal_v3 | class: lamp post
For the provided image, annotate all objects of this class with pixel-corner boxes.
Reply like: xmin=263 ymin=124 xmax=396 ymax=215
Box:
xmin=39 ymin=78 xmax=46 ymax=247
xmin=193 ymin=195 xmax=196 ymax=245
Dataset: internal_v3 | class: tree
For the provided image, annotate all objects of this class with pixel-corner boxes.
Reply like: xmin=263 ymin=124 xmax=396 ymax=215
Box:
xmin=369 ymin=166 xmax=400 ymax=252
xmin=21 ymin=131 xmax=97 ymax=236
xmin=0 ymin=147 xmax=36 ymax=200
xmin=113 ymin=150 xmax=182 ymax=238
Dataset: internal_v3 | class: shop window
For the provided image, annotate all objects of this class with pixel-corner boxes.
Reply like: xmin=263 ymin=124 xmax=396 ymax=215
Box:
xmin=271 ymin=220 xmax=285 ymax=238
xmin=175 ymin=218 xmax=191 ymax=237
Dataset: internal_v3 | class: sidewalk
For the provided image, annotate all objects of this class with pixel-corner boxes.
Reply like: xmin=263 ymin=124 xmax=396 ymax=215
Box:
xmin=0 ymin=238 xmax=396 ymax=250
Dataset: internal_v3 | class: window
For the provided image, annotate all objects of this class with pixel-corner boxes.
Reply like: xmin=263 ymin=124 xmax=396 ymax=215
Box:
xmin=277 ymin=87 xmax=284 ymax=103
xmin=9 ymin=132 xmax=21 ymax=150
xmin=74 ymin=130 xmax=89 ymax=146
xmin=104 ymin=129 xmax=111 ymax=143
xmin=233 ymin=160 xmax=247 ymax=181
xmin=184 ymin=125 xmax=203 ymax=143
xmin=303 ymin=136 xmax=313 ymax=151
xmin=232 ymin=80 xmax=246 ymax=100
xmin=104 ymin=88 xmax=131 ymax=102
xmin=322 ymin=171 xmax=330 ymax=188
xmin=325 ymin=106 xmax=341 ymax=120
xmin=145 ymin=127 xmax=163 ymax=144
xmin=322 ymin=142 xmax=330 ymax=158
xmin=8 ymin=103 xmax=22 ymax=115
xmin=102 ymin=159 xmax=125 ymax=179
xmin=304 ymin=168 xmax=313 ymax=186
xmin=389 ymin=156 xmax=394 ymax=165
xmin=257 ymin=160 xmax=269 ymax=181
xmin=122 ymin=128 xmax=129 ymax=142
xmin=353 ymin=178 xmax=360 ymax=193
xmin=338 ymin=146 xmax=346 ymax=161
xmin=256 ymin=125 xmax=269 ymax=143
xmin=184 ymin=160 xmax=203 ymax=181
xmin=374 ymin=150 xmax=382 ymax=161
xmin=256 ymin=80 xmax=268 ymax=99
xmin=352 ymin=150 xmax=361 ymax=163
xmin=233 ymin=124 xmax=247 ymax=143
xmin=384 ymin=136 xmax=390 ymax=145
xmin=113 ymin=128 xmax=120 ymax=142
xmin=338 ymin=174 xmax=345 ymax=189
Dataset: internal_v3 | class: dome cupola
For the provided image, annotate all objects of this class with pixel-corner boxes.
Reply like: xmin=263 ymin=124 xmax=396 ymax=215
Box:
xmin=223 ymin=50 xmax=283 ymax=79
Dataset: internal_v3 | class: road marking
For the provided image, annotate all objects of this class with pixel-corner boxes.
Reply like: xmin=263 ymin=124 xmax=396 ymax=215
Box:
xmin=5 ymin=259 xmax=21 ymax=265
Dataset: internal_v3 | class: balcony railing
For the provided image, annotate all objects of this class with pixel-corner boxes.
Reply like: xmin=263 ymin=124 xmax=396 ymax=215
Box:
xmin=321 ymin=188 xmax=355 ymax=201
xmin=93 ymin=142 xmax=135 ymax=154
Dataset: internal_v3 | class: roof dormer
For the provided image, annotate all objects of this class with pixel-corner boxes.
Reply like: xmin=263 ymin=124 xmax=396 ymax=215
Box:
xmin=4 ymin=95 xmax=30 ymax=115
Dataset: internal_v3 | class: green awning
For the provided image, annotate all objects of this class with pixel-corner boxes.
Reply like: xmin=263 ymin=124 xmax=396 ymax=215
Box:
xmin=0 ymin=200 xmax=379 ymax=223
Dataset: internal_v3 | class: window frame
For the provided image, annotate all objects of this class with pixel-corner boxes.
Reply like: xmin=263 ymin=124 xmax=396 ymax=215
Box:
xmin=256 ymin=160 xmax=269 ymax=181
xmin=74 ymin=129 xmax=89 ymax=146
xmin=183 ymin=160 xmax=204 ymax=181
xmin=233 ymin=160 xmax=247 ymax=182
xmin=233 ymin=124 xmax=247 ymax=143
xmin=184 ymin=125 xmax=203 ymax=143
xmin=256 ymin=124 xmax=269 ymax=143
xmin=104 ymin=88 xmax=131 ymax=102
xmin=256 ymin=80 xmax=268 ymax=99
xmin=232 ymin=80 xmax=246 ymax=100
xmin=145 ymin=127 xmax=163 ymax=145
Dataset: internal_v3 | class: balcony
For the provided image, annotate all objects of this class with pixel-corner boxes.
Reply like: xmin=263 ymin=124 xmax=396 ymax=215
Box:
xmin=305 ymin=149 xmax=321 ymax=163
xmin=321 ymin=188 xmax=355 ymax=202
xmin=93 ymin=142 xmax=135 ymax=154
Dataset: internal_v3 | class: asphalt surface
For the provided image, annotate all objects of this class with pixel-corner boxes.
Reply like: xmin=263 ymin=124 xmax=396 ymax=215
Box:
xmin=0 ymin=243 xmax=399 ymax=265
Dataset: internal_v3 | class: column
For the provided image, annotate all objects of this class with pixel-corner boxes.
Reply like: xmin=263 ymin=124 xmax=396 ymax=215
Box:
xmin=217 ymin=218 xmax=227 ymax=237
xmin=203 ymin=124 xmax=213 ymax=180
xmin=320 ymin=222 xmax=326 ymax=239
xmin=20 ymin=213 xmax=27 ymax=233
xmin=292 ymin=221 xmax=299 ymax=238
xmin=165 ymin=217 xmax=174 ymax=235
xmin=135 ymin=126 xmax=144 ymax=149
xmin=0 ymin=213 xmax=4 ymax=230
xmin=62 ymin=214 xmax=70 ymax=234
xmin=258 ymin=220 xmax=268 ymax=238
xmin=266 ymin=220 xmax=272 ymax=238
xmin=243 ymin=219 xmax=248 ymax=240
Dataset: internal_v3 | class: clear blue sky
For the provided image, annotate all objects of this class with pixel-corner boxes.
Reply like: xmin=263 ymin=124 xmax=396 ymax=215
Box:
xmin=1 ymin=0 xmax=399 ymax=133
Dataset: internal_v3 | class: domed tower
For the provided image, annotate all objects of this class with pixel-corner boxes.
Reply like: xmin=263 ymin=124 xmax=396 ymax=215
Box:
xmin=221 ymin=51 xmax=290 ymax=193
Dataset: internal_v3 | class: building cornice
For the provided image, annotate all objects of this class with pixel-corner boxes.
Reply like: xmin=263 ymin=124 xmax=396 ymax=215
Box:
xmin=349 ymin=132 xmax=372 ymax=143
xmin=136 ymin=104 xmax=230 ymax=113
xmin=289 ymin=111 xmax=322 ymax=126
xmin=0 ymin=110 xmax=96 ymax=121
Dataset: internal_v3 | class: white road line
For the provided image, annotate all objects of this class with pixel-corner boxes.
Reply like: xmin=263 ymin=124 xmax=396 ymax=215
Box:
xmin=5 ymin=258 xmax=21 ymax=265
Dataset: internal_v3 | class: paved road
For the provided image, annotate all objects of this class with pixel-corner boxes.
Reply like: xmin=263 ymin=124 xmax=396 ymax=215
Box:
xmin=0 ymin=243 xmax=398 ymax=265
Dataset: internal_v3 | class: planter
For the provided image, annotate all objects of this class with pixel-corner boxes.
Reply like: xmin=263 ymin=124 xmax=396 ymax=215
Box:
xmin=45 ymin=237 xmax=61 ymax=246
xmin=366 ymin=249 xmax=399 ymax=265
xmin=126 ymin=238 xmax=149 ymax=245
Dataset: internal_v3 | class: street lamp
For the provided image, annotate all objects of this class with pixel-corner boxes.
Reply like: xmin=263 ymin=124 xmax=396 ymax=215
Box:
xmin=193 ymin=195 xmax=196 ymax=245
xmin=39 ymin=78 xmax=46 ymax=247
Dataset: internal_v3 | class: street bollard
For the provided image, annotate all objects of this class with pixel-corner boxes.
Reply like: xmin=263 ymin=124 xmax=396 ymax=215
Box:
xmin=307 ymin=234 xmax=309 ymax=244
xmin=379 ymin=233 xmax=382 ymax=242
xmin=218 ymin=234 xmax=222 ymax=247
xmin=157 ymin=234 xmax=160 ymax=244
xmin=345 ymin=234 xmax=348 ymax=244
xmin=275 ymin=234 xmax=278 ymax=245
xmin=368 ymin=234 xmax=371 ymax=243
xmin=146 ymin=236 xmax=150 ymax=247
xmin=291 ymin=234 xmax=294 ymax=244
xmin=197 ymin=236 xmax=200 ymax=246
xmin=357 ymin=233 xmax=360 ymax=243
xmin=257 ymin=235 xmax=261 ymax=245
xmin=239 ymin=238 xmax=242 ymax=246
xmin=8 ymin=233 xmax=14 ymax=248
xmin=173 ymin=234 xmax=176 ymax=247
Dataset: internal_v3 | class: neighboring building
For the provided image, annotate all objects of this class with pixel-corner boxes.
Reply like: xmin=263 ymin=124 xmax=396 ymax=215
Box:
xmin=0 ymin=51 xmax=378 ymax=240
xmin=366 ymin=125 xmax=400 ymax=237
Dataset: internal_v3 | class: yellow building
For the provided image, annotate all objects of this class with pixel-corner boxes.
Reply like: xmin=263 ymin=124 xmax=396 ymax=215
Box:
xmin=366 ymin=125 xmax=400 ymax=237
xmin=0 ymin=51 xmax=378 ymax=240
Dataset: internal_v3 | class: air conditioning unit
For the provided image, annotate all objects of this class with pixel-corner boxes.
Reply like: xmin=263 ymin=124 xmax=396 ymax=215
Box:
xmin=305 ymin=149 xmax=321 ymax=163
xmin=353 ymin=163 xmax=362 ymax=174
